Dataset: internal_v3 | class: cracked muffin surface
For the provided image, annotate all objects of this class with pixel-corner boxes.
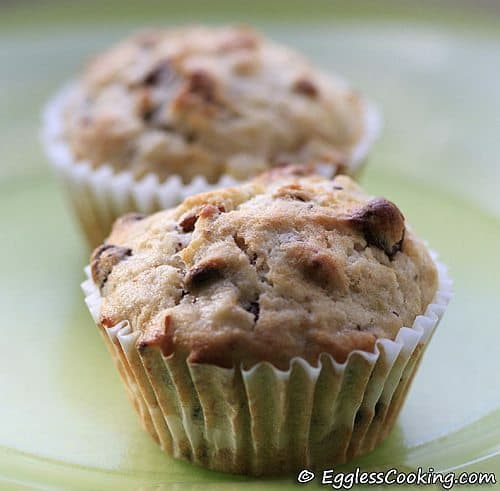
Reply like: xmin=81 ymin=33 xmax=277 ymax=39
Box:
xmin=64 ymin=25 xmax=365 ymax=183
xmin=91 ymin=166 xmax=438 ymax=369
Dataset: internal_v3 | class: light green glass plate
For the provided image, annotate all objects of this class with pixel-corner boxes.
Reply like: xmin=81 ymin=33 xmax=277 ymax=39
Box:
xmin=1 ymin=2 xmax=499 ymax=490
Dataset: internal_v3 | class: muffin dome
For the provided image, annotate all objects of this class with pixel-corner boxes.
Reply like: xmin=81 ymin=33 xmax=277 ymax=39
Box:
xmin=91 ymin=166 xmax=438 ymax=369
xmin=65 ymin=25 xmax=367 ymax=183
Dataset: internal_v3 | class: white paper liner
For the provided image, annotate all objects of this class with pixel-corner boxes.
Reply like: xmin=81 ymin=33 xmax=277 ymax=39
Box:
xmin=42 ymin=84 xmax=381 ymax=247
xmin=81 ymin=252 xmax=451 ymax=475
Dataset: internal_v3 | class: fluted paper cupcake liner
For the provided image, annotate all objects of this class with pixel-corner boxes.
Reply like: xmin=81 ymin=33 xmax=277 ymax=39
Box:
xmin=81 ymin=252 xmax=450 ymax=475
xmin=42 ymin=83 xmax=381 ymax=247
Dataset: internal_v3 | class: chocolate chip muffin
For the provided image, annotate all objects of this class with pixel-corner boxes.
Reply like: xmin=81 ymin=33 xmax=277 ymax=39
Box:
xmin=43 ymin=25 xmax=380 ymax=247
xmin=82 ymin=166 xmax=450 ymax=474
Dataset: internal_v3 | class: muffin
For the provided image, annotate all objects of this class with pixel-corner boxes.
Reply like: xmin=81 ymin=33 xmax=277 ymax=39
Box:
xmin=82 ymin=166 xmax=450 ymax=475
xmin=43 ymin=25 xmax=380 ymax=246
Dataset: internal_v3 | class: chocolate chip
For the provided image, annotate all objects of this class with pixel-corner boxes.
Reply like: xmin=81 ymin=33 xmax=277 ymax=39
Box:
xmin=293 ymin=78 xmax=319 ymax=98
xmin=246 ymin=301 xmax=260 ymax=322
xmin=179 ymin=214 xmax=198 ymax=233
xmin=143 ymin=59 xmax=175 ymax=86
xmin=184 ymin=258 xmax=226 ymax=290
xmin=179 ymin=205 xmax=225 ymax=232
xmin=186 ymin=70 xmax=217 ymax=103
xmin=349 ymin=198 xmax=405 ymax=258
xmin=186 ymin=266 xmax=222 ymax=288
xmin=90 ymin=244 xmax=132 ymax=290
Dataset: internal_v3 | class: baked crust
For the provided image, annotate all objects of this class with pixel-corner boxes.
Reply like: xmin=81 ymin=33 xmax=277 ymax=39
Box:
xmin=92 ymin=166 xmax=438 ymax=369
xmin=64 ymin=25 xmax=364 ymax=183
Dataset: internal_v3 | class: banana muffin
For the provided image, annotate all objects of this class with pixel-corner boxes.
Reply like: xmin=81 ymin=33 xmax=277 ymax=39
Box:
xmin=43 ymin=25 xmax=380 ymax=246
xmin=82 ymin=166 xmax=450 ymax=474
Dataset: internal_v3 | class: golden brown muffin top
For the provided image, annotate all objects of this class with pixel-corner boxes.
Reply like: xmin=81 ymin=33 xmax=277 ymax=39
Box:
xmin=64 ymin=25 xmax=365 ymax=183
xmin=91 ymin=166 xmax=438 ymax=369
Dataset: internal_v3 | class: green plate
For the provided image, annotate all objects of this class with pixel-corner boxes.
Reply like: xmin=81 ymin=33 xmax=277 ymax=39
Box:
xmin=1 ymin=2 xmax=499 ymax=490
